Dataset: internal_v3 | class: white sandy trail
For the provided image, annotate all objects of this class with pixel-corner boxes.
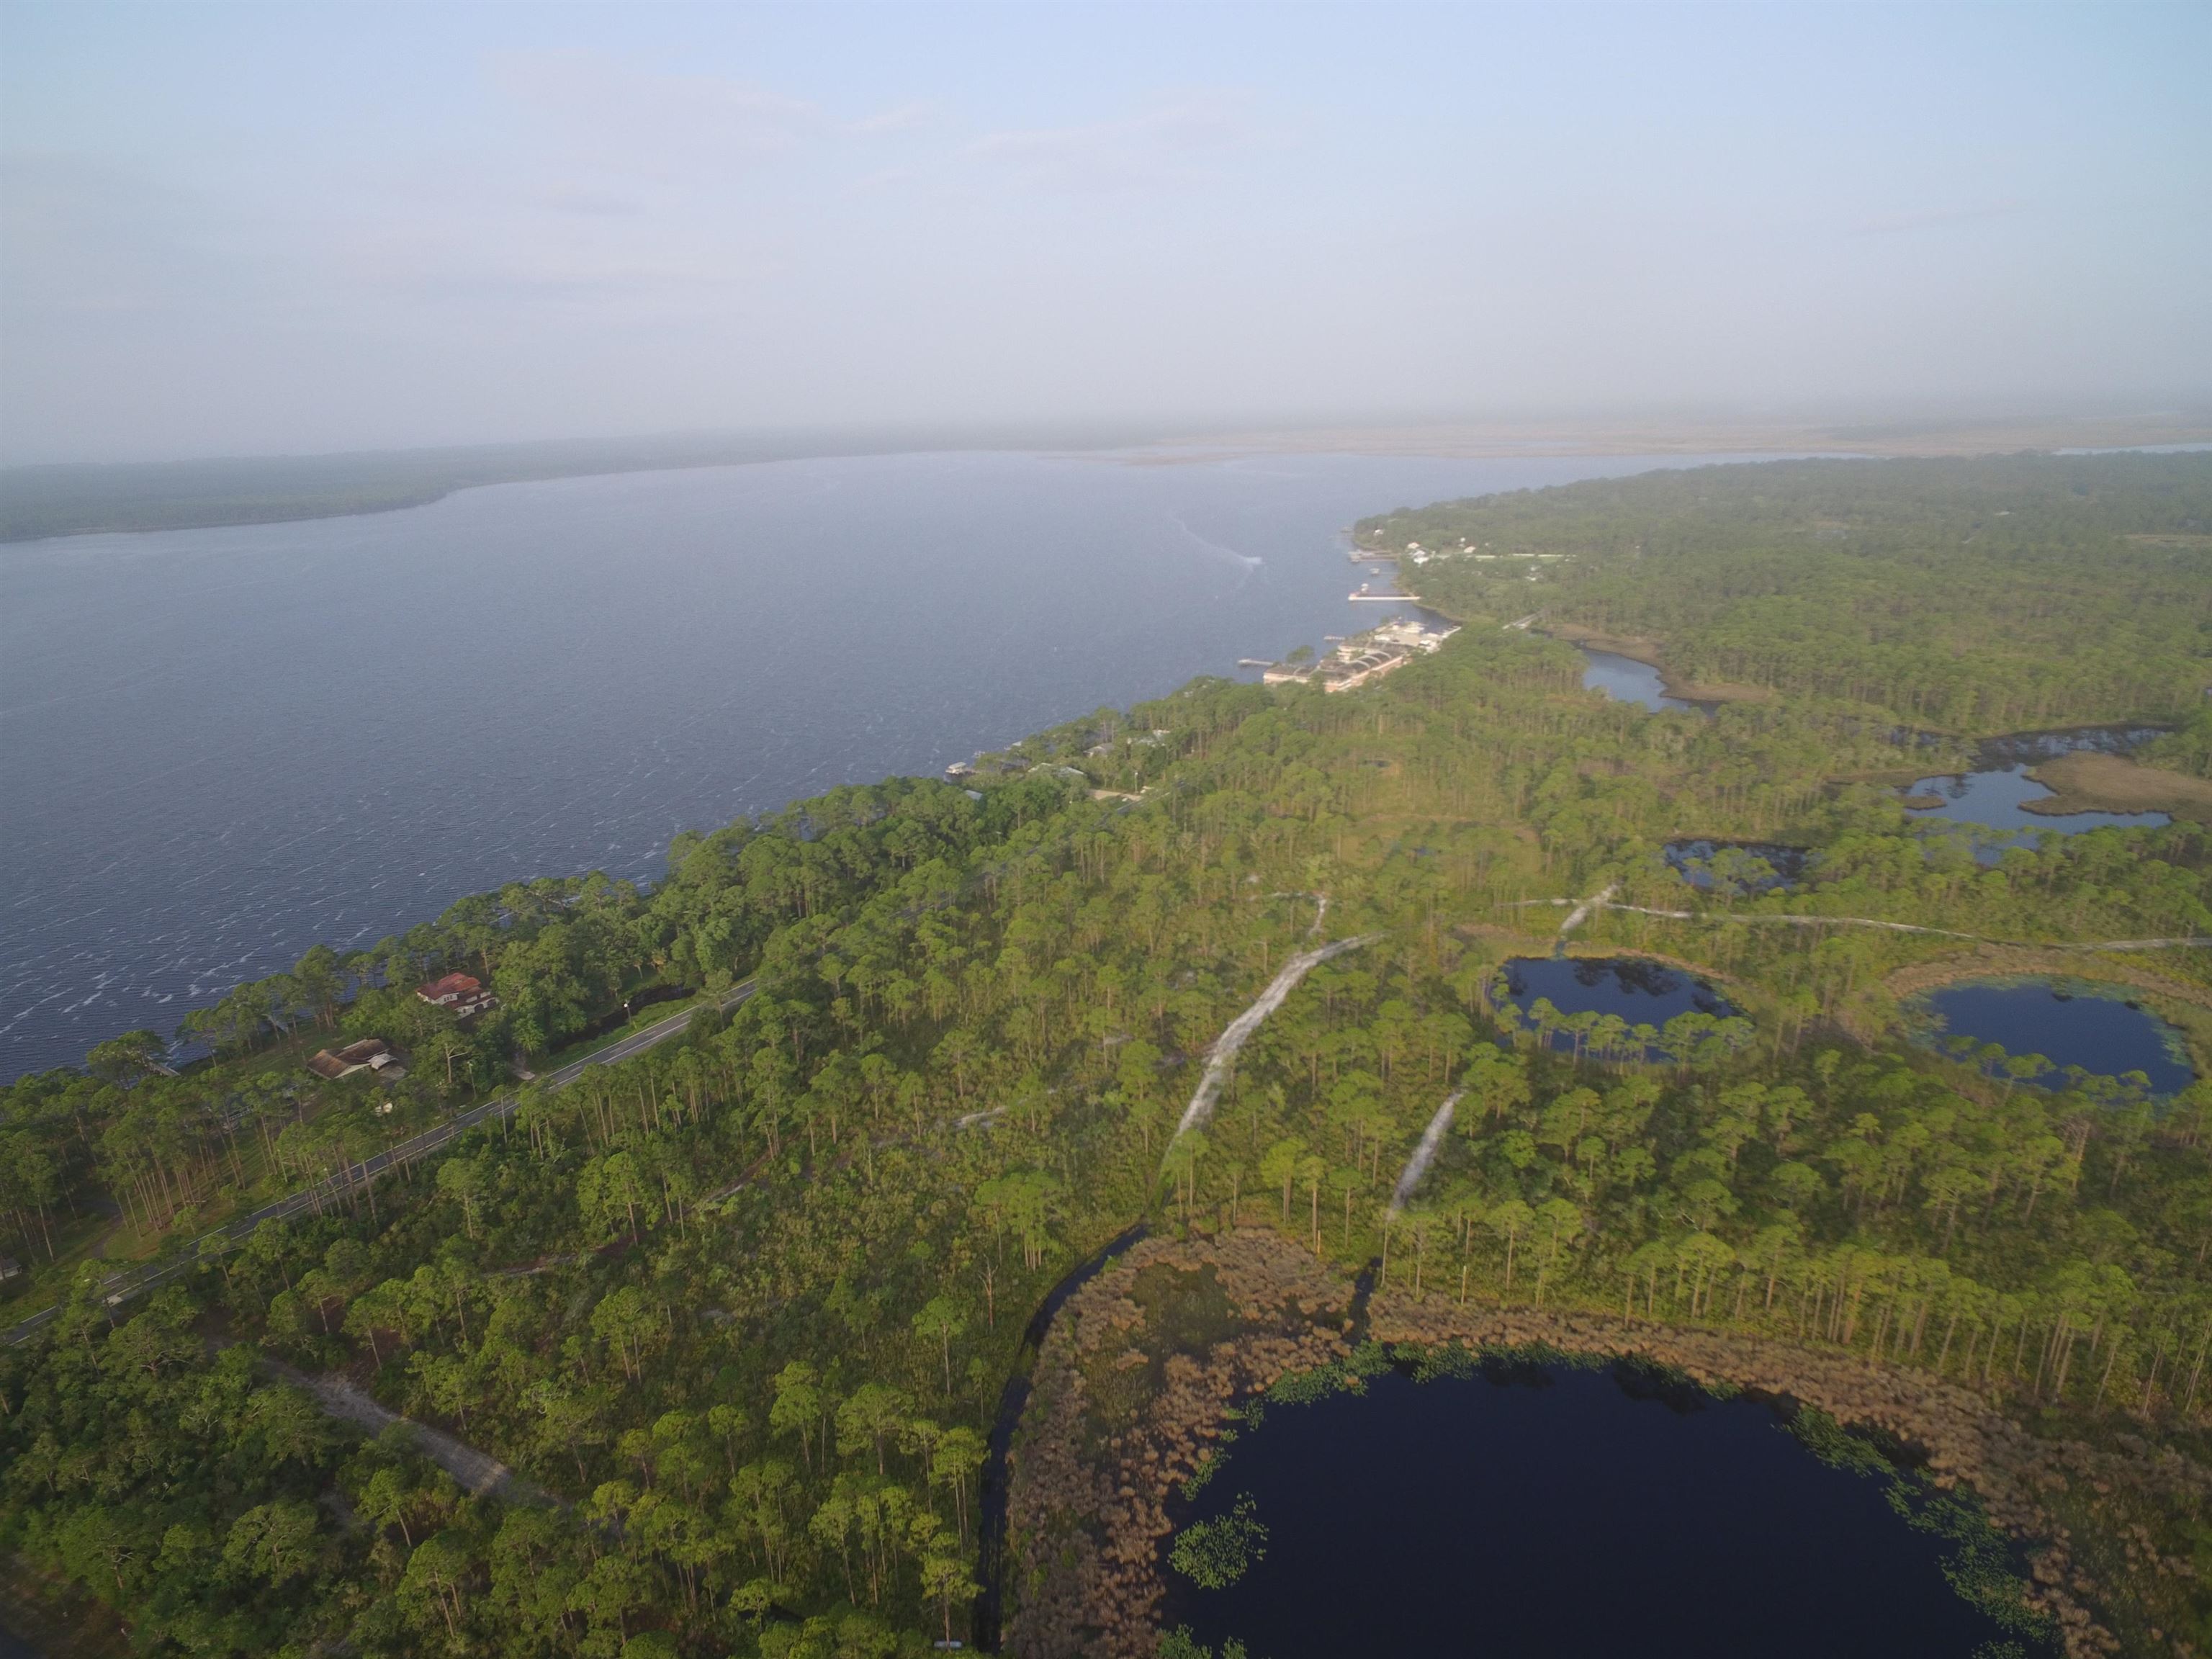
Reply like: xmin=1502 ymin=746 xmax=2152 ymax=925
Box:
xmin=1503 ymin=896 xmax=2211 ymax=953
xmin=1557 ymin=884 xmax=1617 ymax=938
xmin=1167 ymin=932 xmax=1380 ymax=1154
xmin=1388 ymin=1089 xmax=1465 ymax=1220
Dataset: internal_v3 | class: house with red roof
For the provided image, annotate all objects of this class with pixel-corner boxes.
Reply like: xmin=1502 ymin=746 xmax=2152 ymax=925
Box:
xmin=416 ymin=971 xmax=498 ymax=1020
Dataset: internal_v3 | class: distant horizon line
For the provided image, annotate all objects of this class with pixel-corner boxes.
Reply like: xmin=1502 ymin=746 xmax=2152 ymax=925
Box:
xmin=5 ymin=408 xmax=2209 ymax=545
xmin=9 ymin=401 xmax=2212 ymax=477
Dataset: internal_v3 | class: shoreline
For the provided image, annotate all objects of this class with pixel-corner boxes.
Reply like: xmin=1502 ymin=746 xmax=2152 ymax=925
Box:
xmin=1132 ymin=416 xmax=2212 ymax=465
xmin=0 ymin=423 xmax=1179 ymax=544
xmin=1537 ymin=621 xmax=1776 ymax=704
xmin=1873 ymin=947 xmax=2212 ymax=1079
xmin=1004 ymin=1231 xmax=2188 ymax=1659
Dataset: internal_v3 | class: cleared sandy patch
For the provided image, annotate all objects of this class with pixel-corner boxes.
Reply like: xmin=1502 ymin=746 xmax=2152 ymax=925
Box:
xmin=2023 ymin=751 xmax=2212 ymax=822
xmin=1879 ymin=947 xmax=2212 ymax=1015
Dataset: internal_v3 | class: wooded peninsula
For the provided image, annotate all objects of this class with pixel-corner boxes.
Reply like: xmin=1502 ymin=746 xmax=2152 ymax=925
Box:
xmin=5 ymin=451 xmax=2212 ymax=1659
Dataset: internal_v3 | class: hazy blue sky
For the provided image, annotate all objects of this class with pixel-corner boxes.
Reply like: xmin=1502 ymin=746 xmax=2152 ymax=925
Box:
xmin=4 ymin=3 xmax=2208 ymax=464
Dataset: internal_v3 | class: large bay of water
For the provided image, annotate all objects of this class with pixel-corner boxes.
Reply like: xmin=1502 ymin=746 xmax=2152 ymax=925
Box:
xmin=1 ymin=448 xmax=1737 ymax=1080
xmin=1161 ymin=1362 xmax=2029 ymax=1658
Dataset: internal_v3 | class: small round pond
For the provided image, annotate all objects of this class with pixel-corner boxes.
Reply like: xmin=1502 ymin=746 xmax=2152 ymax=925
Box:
xmin=1496 ymin=956 xmax=1743 ymax=1061
xmin=1159 ymin=1358 xmax=2045 ymax=1659
xmin=1915 ymin=978 xmax=2195 ymax=1097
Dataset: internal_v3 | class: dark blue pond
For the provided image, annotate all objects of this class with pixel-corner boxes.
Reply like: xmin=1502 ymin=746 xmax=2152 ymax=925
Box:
xmin=1160 ymin=1362 xmax=2035 ymax=1659
xmin=1495 ymin=958 xmax=1745 ymax=1063
xmin=1921 ymin=979 xmax=2195 ymax=1097
xmin=1663 ymin=839 xmax=1806 ymax=895
xmin=1501 ymin=956 xmax=1734 ymax=1024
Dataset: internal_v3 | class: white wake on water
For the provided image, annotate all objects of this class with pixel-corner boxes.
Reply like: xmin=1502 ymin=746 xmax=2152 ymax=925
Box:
xmin=1174 ymin=517 xmax=1265 ymax=572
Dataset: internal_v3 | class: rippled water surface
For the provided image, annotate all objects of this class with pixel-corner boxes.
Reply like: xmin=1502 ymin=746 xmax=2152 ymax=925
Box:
xmin=2 ymin=449 xmax=1751 ymax=1078
xmin=1161 ymin=1362 xmax=2031 ymax=1658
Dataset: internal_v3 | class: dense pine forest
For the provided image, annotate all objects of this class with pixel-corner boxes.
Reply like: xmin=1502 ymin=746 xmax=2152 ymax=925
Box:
xmin=5 ymin=451 xmax=2212 ymax=1658
xmin=1371 ymin=451 xmax=2212 ymax=730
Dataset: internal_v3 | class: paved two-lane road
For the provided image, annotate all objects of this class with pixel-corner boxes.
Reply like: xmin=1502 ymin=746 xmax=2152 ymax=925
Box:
xmin=2 ymin=980 xmax=753 ymax=1346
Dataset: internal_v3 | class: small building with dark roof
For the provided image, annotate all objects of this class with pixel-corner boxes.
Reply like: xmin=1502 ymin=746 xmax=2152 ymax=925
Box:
xmin=307 ymin=1038 xmax=408 ymax=1082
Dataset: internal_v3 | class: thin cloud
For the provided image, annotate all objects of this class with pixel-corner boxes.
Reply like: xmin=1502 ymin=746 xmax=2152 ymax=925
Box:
xmin=966 ymin=91 xmax=1258 ymax=194
xmin=851 ymin=101 xmax=937 ymax=137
